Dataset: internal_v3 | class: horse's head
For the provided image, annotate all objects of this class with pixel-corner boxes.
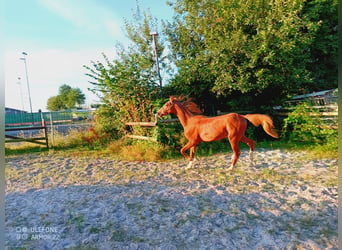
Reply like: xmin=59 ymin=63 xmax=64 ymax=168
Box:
xmin=156 ymin=96 xmax=177 ymax=117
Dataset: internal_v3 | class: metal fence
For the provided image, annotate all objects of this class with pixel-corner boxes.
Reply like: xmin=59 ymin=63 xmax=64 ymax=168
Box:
xmin=5 ymin=112 xmax=47 ymax=127
xmin=5 ymin=110 xmax=95 ymax=147
xmin=5 ymin=110 xmax=93 ymax=127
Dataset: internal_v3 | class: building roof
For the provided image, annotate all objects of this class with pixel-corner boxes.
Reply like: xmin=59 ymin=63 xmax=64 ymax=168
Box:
xmin=5 ymin=107 xmax=27 ymax=114
xmin=291 ymin=88 xmax=337 ymax=100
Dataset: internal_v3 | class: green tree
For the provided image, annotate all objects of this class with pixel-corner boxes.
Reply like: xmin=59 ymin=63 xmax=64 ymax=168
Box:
xmin=46 ymin=95 xmax=66 ymax=111
xmin=85 ymin=9 xmax=166 ymax=135
xmin=47 ymin=84 xmax=86 ymax=111
xmin=303 ymin=0 xmax=338 ymax=90
xmin=165 ymin=0 xmax=337 ymax=111
xmin=59 ymin=84 xmax=72 ymax=98
xmin=67 ymin=88 xmax=85 ymax=108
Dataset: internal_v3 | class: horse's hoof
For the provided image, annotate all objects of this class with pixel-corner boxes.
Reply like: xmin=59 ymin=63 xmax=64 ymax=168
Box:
xmin=249 ymin=151 xmax=255 ymax=165
xmin=185 ymin=161 xmax=194 ymax=170
xmin=227 ymin=165 xmax=235 ymax=171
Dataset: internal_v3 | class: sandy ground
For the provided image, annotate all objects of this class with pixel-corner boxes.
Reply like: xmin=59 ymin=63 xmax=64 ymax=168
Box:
xmin=5 ymin=149 xmax=338 ymax=249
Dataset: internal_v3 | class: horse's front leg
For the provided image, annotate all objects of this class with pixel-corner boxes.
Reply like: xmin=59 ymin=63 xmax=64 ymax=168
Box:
xmin=186 ymin=145 xmax=197 ymax=169
xmin=180 ymin=141 xmax=197 ymax=169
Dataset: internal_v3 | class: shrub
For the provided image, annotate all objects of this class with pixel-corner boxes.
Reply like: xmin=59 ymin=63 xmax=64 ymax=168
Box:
xmin=93 ymin=105 xmax=121 ymax=139
xmin=281 ymin=102 xmax=336 ymax=144
xmin=154 ymin=121 xmax=185 ymax=148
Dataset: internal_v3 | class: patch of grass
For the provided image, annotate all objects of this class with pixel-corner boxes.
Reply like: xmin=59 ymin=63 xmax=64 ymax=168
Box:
xmin=225 ymin=222 xmax=245 ymax=233
xmin=104 ymin=139 xmax=167 ymax=162
xmin=319 ymin=226 xmax=338 ymax=238
xmin=67 ymin=213 xmax=85 ymax=233
xmin=297 ymin=213 xmax=317 ymax=231
xmin=131 ymin=236 xmax=146 ymax=243
xmin=32 ymin=172 xmax=43 ymax=187
xmin=68 ymin=245 xmax=98 ymax=250
xmin=51 ymin=128 xmax=87 ymax=149
xmin=89 ymin=227 xmax=100 ymax=234
xmin=111 ymin=228 xmax=128 ymax=242
xmin=303 ymin=142 xmax=338 ymax=159
xmin=5 ymin=144 xmax=48 ymax=156
xmin=246 ymin=212 xmax=260 ymax=220
xmin=258 ymin=139 xmax=337 ymax=159
xmin=119 ymin=142 xmax=161 ymax=161
xmin=324 ymin=178 xmax=338 ymax=187
xmin=260 ymin=169 xmax=281 ymax=180
xmin=174 ymin=218 xmax=187 ymax=228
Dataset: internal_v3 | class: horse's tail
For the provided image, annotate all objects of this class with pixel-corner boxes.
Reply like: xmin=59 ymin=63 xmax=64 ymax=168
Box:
xmin=243 ymin=114 xmax=278 ymax=138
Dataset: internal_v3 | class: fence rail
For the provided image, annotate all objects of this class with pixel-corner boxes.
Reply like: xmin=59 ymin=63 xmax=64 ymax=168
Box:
xmin=274 ymin=104 xmax=338 ymax=129
xmin=125 ymin=116 xmax=179 ymax=142
xmin=5 ymin=110 xmax=94 ymax=148
xmin=5 ymin=120 xmax=49 ymax=148
xmin=125 ymin=118 xmax=179 ymax=127
xmin=275 ymin=111 xmax=338 ymax=117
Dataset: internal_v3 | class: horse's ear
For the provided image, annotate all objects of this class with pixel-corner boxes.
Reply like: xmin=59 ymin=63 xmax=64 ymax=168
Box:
xmin=170 ymin=96 xmax=174 ymax=103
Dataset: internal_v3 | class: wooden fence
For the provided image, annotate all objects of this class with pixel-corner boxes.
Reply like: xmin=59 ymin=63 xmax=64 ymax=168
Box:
xmin=5 ymin=119 xmax=49 ymax=148
xmin=125 ymin=115 xmax=179 ymax=141
xmin=274 ymin=104 xmax=338 ymax=129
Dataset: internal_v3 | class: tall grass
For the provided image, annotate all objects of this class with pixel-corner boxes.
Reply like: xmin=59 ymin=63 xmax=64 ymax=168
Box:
xmin=105 ymin=140 xmax=164 ymax=161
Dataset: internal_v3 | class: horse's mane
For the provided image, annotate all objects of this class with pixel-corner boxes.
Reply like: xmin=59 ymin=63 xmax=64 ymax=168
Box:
xmin=174 ymin=95 xmax=202 ymax=115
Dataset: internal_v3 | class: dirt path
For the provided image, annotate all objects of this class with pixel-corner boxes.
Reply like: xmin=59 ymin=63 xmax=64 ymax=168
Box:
xmin=5 ymin=149 xmax=338 ymax=249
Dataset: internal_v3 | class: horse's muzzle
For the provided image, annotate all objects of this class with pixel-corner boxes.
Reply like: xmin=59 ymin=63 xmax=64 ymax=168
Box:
xmin=156 ymin=109 xmax=166 ymax=118
xmin=156 ymin=111 xmax=164 ymax=118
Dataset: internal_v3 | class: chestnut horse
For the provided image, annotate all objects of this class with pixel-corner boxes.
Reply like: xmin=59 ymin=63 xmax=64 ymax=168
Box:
xmin=156 ymin=96 xmax=278 ymax=170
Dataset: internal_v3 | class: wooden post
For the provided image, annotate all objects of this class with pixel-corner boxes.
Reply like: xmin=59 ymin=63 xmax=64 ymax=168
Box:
xmin=42 ymin=119 xmax=49 ymax=149
xmin=49 ymin=112 xmax=54 ymax=147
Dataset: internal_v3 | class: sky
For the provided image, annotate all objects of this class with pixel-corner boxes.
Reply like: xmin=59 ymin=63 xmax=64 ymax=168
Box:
xmin=4 ymin=0 xmax=174 ymax=112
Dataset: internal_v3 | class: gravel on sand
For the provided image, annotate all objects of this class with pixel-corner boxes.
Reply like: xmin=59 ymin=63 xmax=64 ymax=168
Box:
xmin=5 ymin=149 xmax=338 ymax=249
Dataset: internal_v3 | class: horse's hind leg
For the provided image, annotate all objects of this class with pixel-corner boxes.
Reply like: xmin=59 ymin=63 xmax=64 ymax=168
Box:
xmin=240 ymin=136 xmax=256 ymax=165
xmin=190 ymin=145 xmax=196 ymax=161
xmin=227 ymin=137 xmax=241 ymax=171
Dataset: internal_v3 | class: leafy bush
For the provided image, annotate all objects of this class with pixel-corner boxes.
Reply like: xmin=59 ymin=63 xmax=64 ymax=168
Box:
xmin=92 ymin=105 xmax=121 ymax=138
xmin=85 ymin=52 xmax=160 ymax=138
xmin=81 ymin=127 xmax=114 ymax=148
xmin=281 ymin=102 xmax=336 ymax=144
xmin=154 ymin=121 xmax=185 ymax=148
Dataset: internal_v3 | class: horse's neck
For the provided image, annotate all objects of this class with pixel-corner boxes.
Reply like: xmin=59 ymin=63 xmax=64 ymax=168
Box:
xmin=174 ymin=103 xmax=192 ymax=128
